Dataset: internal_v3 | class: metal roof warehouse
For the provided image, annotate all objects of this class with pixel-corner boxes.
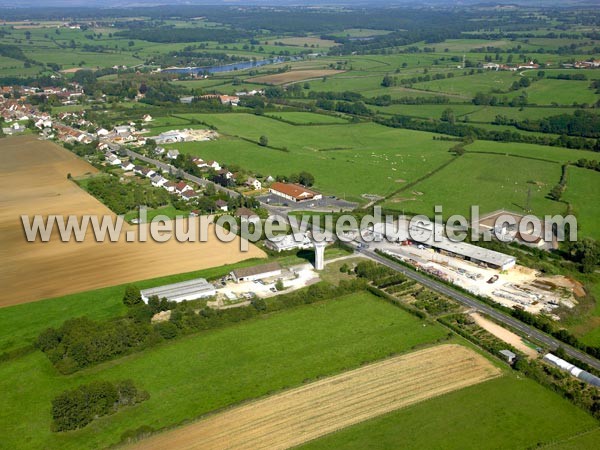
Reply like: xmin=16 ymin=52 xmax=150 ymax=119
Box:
xmin=141 ymin=278 xmax=216 ymax=303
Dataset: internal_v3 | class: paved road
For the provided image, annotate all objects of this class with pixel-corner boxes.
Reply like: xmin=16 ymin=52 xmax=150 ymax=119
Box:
xmin=359 ymin=248 xmax=600 ymax=371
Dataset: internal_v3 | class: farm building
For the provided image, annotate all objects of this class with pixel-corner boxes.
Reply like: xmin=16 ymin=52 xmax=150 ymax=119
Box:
xmin=141 ymin=278 xmax=216 ymax=303
xmin=499 ymin=349 xmax=517 ymax=364
xmin=269 ymin=182 xmax=322 ymax=203
xmin=231 ymin=262 xmax=282 ymax=283
xmin=265 ymin=232 xmax=313 ymax=253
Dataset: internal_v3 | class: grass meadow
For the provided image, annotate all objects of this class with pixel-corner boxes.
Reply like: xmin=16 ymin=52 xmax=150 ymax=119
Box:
xmin=168 ymin=113 xmax=455 ymax=202
xmin=384 ymin=152 xmax=566 ymax=219
xmin=300 ymin=375 xmax=599 ymax=450
xmin=0 ymin=291 xmax=448 ymax=449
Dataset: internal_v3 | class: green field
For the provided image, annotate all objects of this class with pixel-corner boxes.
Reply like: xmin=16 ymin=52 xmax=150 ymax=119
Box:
xmin=265 ymin=111 xmax=350 ymax=124
xmin=0 ymin=291 xmax=447 ymax=449
xmin=301 ymin=375 xmax=599 ymax=450
xmin=384 ymin=152 xmax=566 ymax=219
xmin=168 ymin=113 xmax=455 ymax=202
xmin=563 ymin=166 xmax=600 ymax=241
xmin=0 ymin=259 xmax=268 ymax=355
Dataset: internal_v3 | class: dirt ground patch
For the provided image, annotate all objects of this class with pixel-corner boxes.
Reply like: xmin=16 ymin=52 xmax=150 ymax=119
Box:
xmin=131 ymin=344 xmax=500 ymax=450
xmin=0 ymin=136 xmax=264 ymax=306
xmin=247 ymin=69 xmax=345 ymax=85
xmin=471 ymin=313 xmax=538 ymax=358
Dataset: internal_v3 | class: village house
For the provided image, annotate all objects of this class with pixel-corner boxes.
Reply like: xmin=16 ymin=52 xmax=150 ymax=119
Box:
xmin=181 ymin=190 xmax=199 ymax=201
xmin=163 ymin=181 xmax=177 ymax=193
xmin=142 ymin=114 xmax=153 ymax=122
xmin=215 ymin=199 xmax=229 ymax=212
xmin=121 ymin=161 xmax=135 ymax=171
xmin=246 ymin=177 xmax=262 ymax=190
xmin=175 ymin=181 xmax=193 ymax=195
xmin=105 ymin=153 xmax=122 ymax=166
xmin=151 ymin=174 xmax=168 ymax=187
xmin=167 ymin=149 xmax=180 ymax=160
xmin=207 ymin=160 xmax=221 ymax=170
xmin=235 ymin=207 xmax=260 ymax=224
xmin=217 ymin=169 xmax=234 ymax=180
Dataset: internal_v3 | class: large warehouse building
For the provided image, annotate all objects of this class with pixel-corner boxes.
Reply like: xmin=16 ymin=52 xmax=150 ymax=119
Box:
xmin=141 ymin=278 xmax=217 ymax=303
xmin=371 ymin=220 xmax=516 ymax=271
xmin=269 ymin=182 xmax=322 ymax=203
xmin=231 ymin=262 xmax=283 ymax=283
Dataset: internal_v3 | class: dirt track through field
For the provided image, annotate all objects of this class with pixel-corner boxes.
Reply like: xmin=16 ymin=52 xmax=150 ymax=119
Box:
xmin=131 ymin=344 xmax=500 ymax=450
xmin=471 ymin=313 xmax=539 ymax=358
xmin=0 ymin=136 xmax=264 ymax=306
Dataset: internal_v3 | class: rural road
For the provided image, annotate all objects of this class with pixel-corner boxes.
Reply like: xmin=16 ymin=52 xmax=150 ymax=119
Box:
xmin=123 ymin=148 xmax=241 ymax=198
xmin=359 ymin=248 xmax=600 ymax=371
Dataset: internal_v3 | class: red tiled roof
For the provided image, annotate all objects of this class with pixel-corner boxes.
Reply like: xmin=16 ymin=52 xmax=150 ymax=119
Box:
xmin=270 ymin=182 xmax=318 ymax=200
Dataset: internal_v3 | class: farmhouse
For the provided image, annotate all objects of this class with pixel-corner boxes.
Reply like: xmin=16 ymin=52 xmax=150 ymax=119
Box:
xmin=219 ymin=95 xmax=240 ymax=106
xmin=264 ymin=232 xmax=313 ymax=253
xmin=231 ymin=262 xmax=282 ymax=283
xmin=269 ymin=182 xmax=322 ymax=203
xmin=141 ymin=278 xmax=216 ymax=303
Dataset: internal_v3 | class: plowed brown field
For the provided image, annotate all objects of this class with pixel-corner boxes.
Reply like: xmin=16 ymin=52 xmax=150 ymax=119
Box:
xmin=131 ymin=344 xmax=501 ymax=450
xmin=0 ymin=136 xmax=264 ymax=306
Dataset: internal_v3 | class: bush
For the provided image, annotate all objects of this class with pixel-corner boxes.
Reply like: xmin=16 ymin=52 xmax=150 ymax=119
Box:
xmin=123 ymin=285 xmax=142 ymax=307
xmin=155 ymin=321 xmax=179 ymax=340
xmin=52 ymin=380 xmax=148 ymax=432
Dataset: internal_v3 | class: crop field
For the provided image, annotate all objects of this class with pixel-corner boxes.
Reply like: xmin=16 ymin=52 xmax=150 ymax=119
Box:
xmin=274 ymin=36 xmax=337 ymax=48
xmin=0 ymin=136 xmax=263 ymax=306
xmin=0 ymin=291 xmax=448 ymax=450
xmin=301 ymin=375 xmax=600 ymax=450
xmin=169 ymin=114 xmax=455 ymax=201
xmin=132 ymin=344 xmax=500 ymax=450
xmin=384 ymin=152 xmax=566 ymax=219
xmin=247 ymin=69 xmax=345 ymax=85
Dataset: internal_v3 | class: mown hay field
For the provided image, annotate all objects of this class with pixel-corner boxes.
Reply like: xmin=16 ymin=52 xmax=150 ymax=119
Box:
xmin=0 ymin=136 xmax=263 ymax=306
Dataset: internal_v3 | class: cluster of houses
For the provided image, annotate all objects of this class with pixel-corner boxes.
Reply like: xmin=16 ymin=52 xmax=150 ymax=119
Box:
xmin=564 ymin=60 xmax=600 ymax=69
xmin=1 ymin=83 xmax=84 ymax=105
xmin=128 ymin=164 xmax=202 ymax=202
xmin=183 ymin=90 xmax=264 ymax=107
xmin=481 ymin=61 xmax=541 ymax=71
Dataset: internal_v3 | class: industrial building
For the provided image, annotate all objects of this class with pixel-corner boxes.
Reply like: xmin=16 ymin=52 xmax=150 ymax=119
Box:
xmin=141 ymin=278 xmax=216 ymax=303
xmin=269 ymin=182 xmax=322 ymax=203
xmin=231 ymin=262 xmax=283 ymax=283
xmin=371 ymin=220 xmax=516 ymax=271
xmin=264 ymin=232 xmax=313 ymax=253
